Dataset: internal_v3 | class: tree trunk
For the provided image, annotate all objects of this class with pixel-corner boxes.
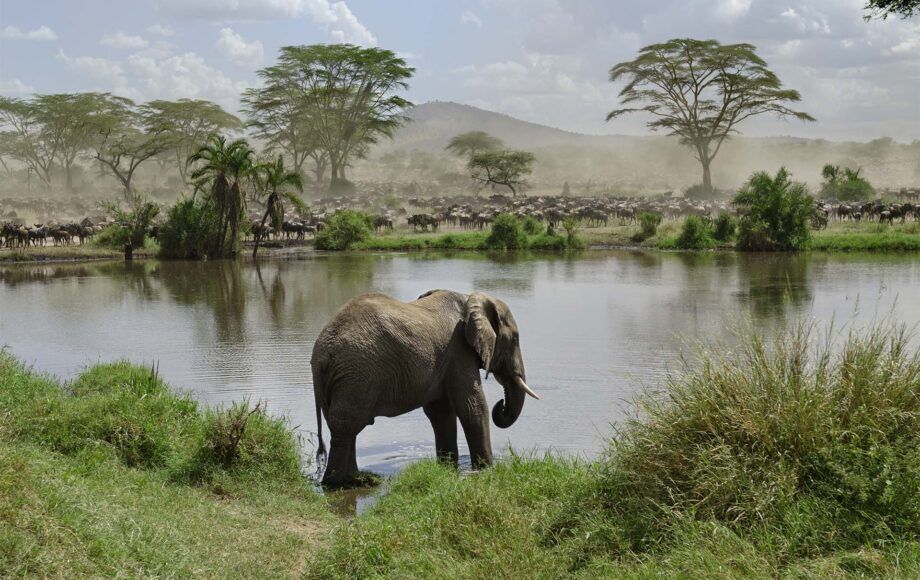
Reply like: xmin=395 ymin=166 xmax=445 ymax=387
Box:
xmin=701 ymin=159 xmax=712 ymax=193
xmin=252 ymin=206 xmax=271 ymax=259
xmin=65 ymin=162 xmax=74 ymax=193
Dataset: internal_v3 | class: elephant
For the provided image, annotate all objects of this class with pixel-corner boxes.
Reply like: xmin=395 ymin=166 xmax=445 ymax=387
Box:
xmin=311 ymin=289 xmax=539 ymax=486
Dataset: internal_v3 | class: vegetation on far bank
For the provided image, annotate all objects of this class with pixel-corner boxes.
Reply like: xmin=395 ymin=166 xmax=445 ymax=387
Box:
xmin=3 ymin=318 xmax=920 ymax=576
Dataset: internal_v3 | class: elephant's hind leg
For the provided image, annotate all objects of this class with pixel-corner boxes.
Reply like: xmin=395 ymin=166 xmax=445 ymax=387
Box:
xmin=423 ymin=397 xmax=458 ymax=465
xmin=323 ymin=431 xmax=359 ymax=486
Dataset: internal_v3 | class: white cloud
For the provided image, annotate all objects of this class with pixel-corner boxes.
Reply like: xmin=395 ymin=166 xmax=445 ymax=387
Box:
xmin=101 ymin=31 xmax=150 ymax=49
xmin=125 ymin=52 xmax=250 ymax=110
xmin=714 ymin=0 xmax=753 ymax=20
xmin=460 ymin=10 xmax=483 ymax=27
xmin=216 ymin=27 xmax=264 ymax=66
xmin=155 ymin=0 xmax=376 ymax=45
xmin=56 ymin=50 xmax=124 ymax=81
xmin=0 ymin=78 xmax=35 ymax=95
xmin=0 ymin=25 xmax=58 ymax=41
xmin=147 ymin=24 xmax=175 ymax=37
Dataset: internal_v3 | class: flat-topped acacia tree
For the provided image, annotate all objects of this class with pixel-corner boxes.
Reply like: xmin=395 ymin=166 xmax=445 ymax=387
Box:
xmin=864 ymin=0 xmax=919 ymax=18
xmin=607 ymin=39 xmax=814 ymax=194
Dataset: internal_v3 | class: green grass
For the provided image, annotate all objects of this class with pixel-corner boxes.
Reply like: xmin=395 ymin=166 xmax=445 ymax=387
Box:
xmin=4 ymin=319 xmax=920 ymax=577
xmin=310 ymin=321 xmax=920 ymax=578
xmin=355 ymin=230 xmax=583 ymax=252
xmin=0 ymin=353 xmax=330 ymax=576
xmin=810 ymin=231 xmax=920 ymax=252
xmin=0 ymin=244 xmax=156 ymax=263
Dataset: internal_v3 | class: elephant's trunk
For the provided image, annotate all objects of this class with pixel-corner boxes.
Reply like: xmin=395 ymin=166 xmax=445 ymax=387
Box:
xmin=492 ymin=376 xmax=538 ymax=429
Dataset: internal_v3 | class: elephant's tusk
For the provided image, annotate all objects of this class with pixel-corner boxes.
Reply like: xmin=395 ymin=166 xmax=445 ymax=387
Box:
xmin=516 ymin=377 xmax=540 ymax=400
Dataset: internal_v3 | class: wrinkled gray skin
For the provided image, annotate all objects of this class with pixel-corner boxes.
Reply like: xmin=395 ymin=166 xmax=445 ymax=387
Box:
xmin=311 ymin=289 xmax=537 ymax=486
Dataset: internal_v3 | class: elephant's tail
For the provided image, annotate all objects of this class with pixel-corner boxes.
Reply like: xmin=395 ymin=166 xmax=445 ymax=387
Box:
xmin=311 ymin=361 xmax=327 ymax=465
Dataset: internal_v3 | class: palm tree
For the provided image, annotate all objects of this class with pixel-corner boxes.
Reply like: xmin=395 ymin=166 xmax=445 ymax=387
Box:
xmin=188 ymin=134 xmax=254 ymax=258
xmin=251 ymin=155 xmax=305 ymax=258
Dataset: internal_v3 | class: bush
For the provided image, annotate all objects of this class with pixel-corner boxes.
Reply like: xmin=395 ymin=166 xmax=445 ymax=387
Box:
xmin=734 ymin=168 xmax=815 ymax=251
xmin=158 ymin=198 xmax=221 ymax=259
xmin=315 ymin=210 xmax=373 ymax=250
xmin=99 ymin=193 xmax=160 ymax=249
xmin=485 ymin=213 xmax=527 ymax=250
xmin=91 ymin=224 xmax=131 ymax=249
xmin=712 ymin=212 xmax=737 ymax=242
xmin=521 ymin=215 xmax=544 ymax=236
xmin=820 ymin=164 xmax=875 ymax=202
xmin=634 ymin=212 xmax=663 ymax=242
xmin=529 ymin=231 xmax=567 ymax=250
xmin=676 ymin=216 xmax=715 ymax=249
xmin=684 ymin=183 xmax=726 ymax=200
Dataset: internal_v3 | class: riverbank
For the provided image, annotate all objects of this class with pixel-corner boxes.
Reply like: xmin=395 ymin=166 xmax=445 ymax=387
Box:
xmin=2 ymin=219 xmax=920 ymax=264
xmin=3 ymin=319 xmax=918 ymax=577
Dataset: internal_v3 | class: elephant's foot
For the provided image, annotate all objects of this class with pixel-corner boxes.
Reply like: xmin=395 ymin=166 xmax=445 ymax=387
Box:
xmin=323 ymin=434 xmax=359 ymax=487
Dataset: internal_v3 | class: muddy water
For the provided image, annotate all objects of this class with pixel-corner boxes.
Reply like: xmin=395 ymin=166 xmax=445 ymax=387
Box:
xmin=2 ymin=251 xmax=919 ymax=485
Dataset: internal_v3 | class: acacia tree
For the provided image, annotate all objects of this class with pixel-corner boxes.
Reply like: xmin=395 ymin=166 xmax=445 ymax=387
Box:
xmin=468 ymin=150 xmax=535 ymax=197
xmin=142 ymin=99 xmax=242 ymax=184
xmin=607 ymin=39 xmax=814 ymax=193
xmin=865 ymin=0 xmax=919 ymax=18
xmin=250 ymin=44 xmax=414 ymax=192
xmin=445 ymin=131 xmax=503 ymax=158
xmin=0 ymin=97 xmax=61 ymax=190
xmin=242 ymin=81 xmax=328 ymax=185
xmin=86 ymin=94 xmax=173 ymax=193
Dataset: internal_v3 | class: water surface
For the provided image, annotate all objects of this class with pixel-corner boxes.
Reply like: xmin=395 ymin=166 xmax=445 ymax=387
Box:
xmin=2 ymin=250 xmax=918 ymax=475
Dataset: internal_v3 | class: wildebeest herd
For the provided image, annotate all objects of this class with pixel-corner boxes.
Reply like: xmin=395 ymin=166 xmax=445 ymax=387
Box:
xmin=3 ymin=186 xmax=920 ymax=250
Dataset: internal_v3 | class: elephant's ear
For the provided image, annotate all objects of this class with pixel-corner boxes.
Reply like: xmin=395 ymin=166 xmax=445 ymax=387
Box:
xmin=464 ymin=292 xmax=498 ymax=377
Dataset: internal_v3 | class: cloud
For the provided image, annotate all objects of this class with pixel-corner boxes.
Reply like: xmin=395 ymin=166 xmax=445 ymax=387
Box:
xmin=0 ymin=78 xmax=35 ymax=95
xmin=0 ymin=25 xmax=58 ymax=41
xmin=56 ymin=50 xmax=124 ymax=81
xmin=460 ymin=10 xmax=483 ymax=27
xmin=155 ymin=0 xmax=376 ymax=45
xmin=216 ymin=27 xmax=264 ymax=66
xmin=147 ymin=24 xmax=175 ymax=37
xmin=101 ymin=31 xmax=150 ymax=49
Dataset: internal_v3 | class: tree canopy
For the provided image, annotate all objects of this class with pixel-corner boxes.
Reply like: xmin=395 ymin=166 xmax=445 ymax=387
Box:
xmin=607 ymin=38 xmax=814 ymax=193
xmin=468 ymin=150 xmax=535 ymax=197
xmin=864 ymin=0 xmax=919 ymax=19
xmin=248 ymin=43 xmax=414 ymax=192
xmin=445 ymin=131 xmax=503 ymax=158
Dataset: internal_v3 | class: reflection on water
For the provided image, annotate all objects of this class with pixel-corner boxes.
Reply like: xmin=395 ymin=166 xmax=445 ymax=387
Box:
xmin=2 ymin=250 xmax=919 ymax=476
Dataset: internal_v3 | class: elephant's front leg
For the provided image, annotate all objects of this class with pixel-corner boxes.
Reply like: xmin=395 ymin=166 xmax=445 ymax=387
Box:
xmin=423 ymin=397 xmax=458 ymax=465
xmin=452 ymin=383 xmax=493 ymax=469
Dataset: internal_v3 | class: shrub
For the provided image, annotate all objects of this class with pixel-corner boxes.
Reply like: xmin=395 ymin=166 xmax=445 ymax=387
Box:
xmin=315 ymin=210 xmax=373 ymax=251
xmin=734 ymin=168 xmax=815 ymax=251
xmin=636 ymin=212 xmax=663 ymax=241
xmin=521 ymin=215 xmax=544 ymax=236
xmin=158 ymin=198 xmax=221 ymax=259
xmin=820 ymin=164 xmax=875 ymax=202
xmin=91 ymin=224 xmax=131 ymax=249
xmin=684 ymin=184 xmax=726 ymax=200
xmin=712 ymin=212 xmax=737 ymax=242
xmin=485 ymin=213 xmax=527 ymax=250
xmin=676 ymin=216 xmax=715 ymax=249
xmin=99 ymin=193 xmax=160 ymax=249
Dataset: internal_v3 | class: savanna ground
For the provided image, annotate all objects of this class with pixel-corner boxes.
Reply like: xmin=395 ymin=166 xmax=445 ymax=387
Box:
xmin=2 ymin=317 xmax=918 ymax=578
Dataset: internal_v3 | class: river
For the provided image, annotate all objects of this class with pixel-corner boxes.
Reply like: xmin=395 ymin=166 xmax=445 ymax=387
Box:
xmin=2 ymin=250 xmax=919 ymax=476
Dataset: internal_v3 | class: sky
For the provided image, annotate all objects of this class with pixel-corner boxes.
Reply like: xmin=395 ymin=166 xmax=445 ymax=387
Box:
xmin=1 ymin=0 xmax=918 ymax=142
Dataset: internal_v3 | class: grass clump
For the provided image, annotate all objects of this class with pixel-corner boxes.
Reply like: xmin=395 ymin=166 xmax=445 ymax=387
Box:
xmin=810 ymin=231 xmax=920 ymax=252
xmin=315 ymin=210 xmax=373 ymax=250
